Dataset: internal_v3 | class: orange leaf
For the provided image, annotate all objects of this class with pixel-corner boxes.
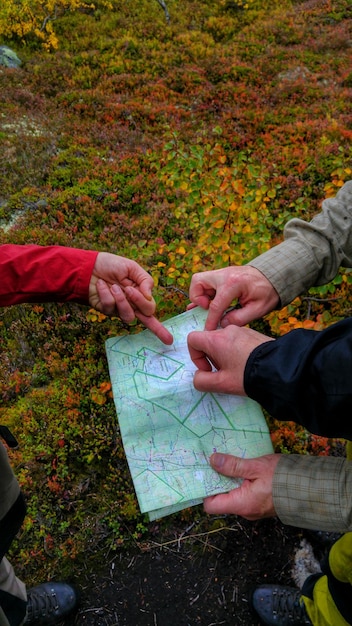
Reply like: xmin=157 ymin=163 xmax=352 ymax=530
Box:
xmin=302 ymin=319 xmax=315 ymax=329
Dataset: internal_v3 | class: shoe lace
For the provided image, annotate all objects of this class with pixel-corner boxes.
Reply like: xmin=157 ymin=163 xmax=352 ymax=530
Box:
xmin=272 ymin=588 xmax=311 ymax=624
xmin=27 ymin=588 xmax=59 ymax=620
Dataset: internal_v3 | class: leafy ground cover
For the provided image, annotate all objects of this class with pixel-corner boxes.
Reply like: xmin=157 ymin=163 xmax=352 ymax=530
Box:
xmin=0 ymin=0 xmax=351 ymax=623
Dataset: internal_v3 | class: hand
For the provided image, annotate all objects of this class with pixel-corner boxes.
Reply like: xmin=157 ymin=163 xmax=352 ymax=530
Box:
xmin=189 ymin=266 xmax=279 ymax=330
xmin=89 ymin=252 xmax=173 ymax=345
xmin=204 ymin=452 xmax=280 ymax=519
xmin=187 ymin=325 xmax=273 ymax=395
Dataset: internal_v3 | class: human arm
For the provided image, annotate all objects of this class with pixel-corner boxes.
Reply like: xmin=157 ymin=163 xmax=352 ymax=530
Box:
xmin=88 ymin=251 xmax=173 ymax=343
xmin=203 ymin=452 xmax=352 ymax=532
xmin=188 ymin=266 xmax=280 ymax=329
xmin=244 ymin=317 xmax=352 ymax=439
xmin=187 ymin=324 xmax=272 ymax=395
xmin=250 ymin=180 xmax=352 ymax=307
xmin=188 ymin=318 xmax=352 ymax=439
xmin=189 ymin=180 xmax=352 ymax=328
xmin=187 ymin=319 xmax=352 ymax=530
xmin=0 ymin=244 xmax=173 ymax=344
xmin=0 ymin=244 xmax=98 ymax=306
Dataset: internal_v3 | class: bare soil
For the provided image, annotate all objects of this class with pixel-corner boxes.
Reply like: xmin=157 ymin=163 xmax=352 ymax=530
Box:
xmin=64 ymin=516 xmax=331 ymax=626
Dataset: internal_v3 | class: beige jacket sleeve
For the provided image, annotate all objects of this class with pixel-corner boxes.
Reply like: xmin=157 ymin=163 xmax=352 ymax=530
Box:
xmin=247 ymin=180 xmax=352 ymax=529
xmin=249 ymin=180 xmax=352 ymax=306
xmin=273 ymin=455 xmax=352 ymax=532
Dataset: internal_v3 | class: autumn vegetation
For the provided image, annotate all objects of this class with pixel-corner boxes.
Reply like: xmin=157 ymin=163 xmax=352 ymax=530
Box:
xmin=0 ymin=0 xmax=351 ymax=584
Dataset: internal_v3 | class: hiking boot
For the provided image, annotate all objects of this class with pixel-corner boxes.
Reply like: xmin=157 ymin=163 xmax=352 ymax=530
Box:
xmin=252 ymin=584 xmax=312 ymax=625
xmin=24 ymin=582 xmax=80 ymax=625
xmin=306 ymin=529 xmax=342 ymax=548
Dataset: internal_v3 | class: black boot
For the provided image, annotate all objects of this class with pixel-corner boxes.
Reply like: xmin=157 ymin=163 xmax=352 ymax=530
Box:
xmin=24 ymin=582 xmax=80 ymax=625
xmin=306 ymin=529 xmax=342 ymax=548
xmin=252 ymin=584 xmax=312 ymax=626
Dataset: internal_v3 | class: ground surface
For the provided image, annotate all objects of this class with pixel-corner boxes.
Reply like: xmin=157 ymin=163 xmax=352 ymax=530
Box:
xmin=62 ymin=516 xmax=331 ymax=626
xmin=2 ymin=2 xmax=348 ymax=624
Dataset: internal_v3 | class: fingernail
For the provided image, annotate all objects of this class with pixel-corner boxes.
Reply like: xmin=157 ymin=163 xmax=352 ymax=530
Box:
xmin=211 ymin=453 xmax=225 ymax=469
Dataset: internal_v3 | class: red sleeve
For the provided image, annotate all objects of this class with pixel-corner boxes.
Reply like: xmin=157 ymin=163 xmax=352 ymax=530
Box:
xmin=0 ymin=244 xmax=99 ymax=306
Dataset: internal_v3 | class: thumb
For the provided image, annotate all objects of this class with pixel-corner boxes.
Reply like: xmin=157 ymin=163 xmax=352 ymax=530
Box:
xmin=210 ymin=453 xmax=252 ymax=479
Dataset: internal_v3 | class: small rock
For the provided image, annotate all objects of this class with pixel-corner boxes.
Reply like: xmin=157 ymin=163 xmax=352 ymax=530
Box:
xmin=0 ymin=46 xmax=22 ymax=69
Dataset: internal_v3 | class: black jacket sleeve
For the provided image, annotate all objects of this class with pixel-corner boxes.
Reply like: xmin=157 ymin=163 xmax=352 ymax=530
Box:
xmin=244 ymin=318 xmax=352 ymax=439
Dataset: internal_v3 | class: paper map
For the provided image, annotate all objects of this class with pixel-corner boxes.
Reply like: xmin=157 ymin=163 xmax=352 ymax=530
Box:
xmin=105 ymin=307 xmax=273 ymax=520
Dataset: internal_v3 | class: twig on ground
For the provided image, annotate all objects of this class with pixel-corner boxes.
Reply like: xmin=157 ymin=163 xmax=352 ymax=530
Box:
xmin=147 ymin=525 xmax=240 ymax=549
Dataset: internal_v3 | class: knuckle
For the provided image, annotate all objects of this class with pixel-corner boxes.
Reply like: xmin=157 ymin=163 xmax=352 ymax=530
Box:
xmin=208 ymin=298 xmax=222 ymax=314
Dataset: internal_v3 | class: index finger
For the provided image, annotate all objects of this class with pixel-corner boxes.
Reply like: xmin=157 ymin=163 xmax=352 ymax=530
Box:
xmin=203 ymin=491 xmax=240 ymax=515
xmin=205 ymin=291 xmax=238 ymax=330
xmin=122 ymin=263 xmax=154 ymax=301
xmin=124 ymin=285 xmax=156 ymax=317
xmin=188 ymin=285 xmax=215 ymax=311
xmin=136 ymin=311 xmax=174 ymax=345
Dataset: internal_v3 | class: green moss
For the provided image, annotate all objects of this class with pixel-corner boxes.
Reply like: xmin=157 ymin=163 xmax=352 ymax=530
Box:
xmin=0 ymin=0 xmax=351 ymax=585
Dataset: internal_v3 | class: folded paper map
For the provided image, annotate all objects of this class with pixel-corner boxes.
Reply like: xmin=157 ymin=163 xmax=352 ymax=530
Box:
xmin=105 ymin=307 xmax=273 ymax=520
